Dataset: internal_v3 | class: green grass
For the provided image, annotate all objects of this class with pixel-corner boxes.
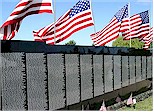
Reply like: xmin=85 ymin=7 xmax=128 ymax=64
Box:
xmin=118 ymin=96 xmax=153 ymax=111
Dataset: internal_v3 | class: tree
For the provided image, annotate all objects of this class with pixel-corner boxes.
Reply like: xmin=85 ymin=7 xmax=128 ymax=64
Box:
xmin=149 ymin=42 xmax=153 ymax=48
xmin=65 ymin=40 xmax=76 ymax=45
xmin=112 ymin=36 xmax=144 ymax=49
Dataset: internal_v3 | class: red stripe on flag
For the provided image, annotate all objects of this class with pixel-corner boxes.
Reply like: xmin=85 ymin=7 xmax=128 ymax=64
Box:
xmin=46 ymin=16 xmax=92 ymax=37
xmin=46 ymin=18 xmax=93 ymax=42
xmin=11 ymin=3 xmax=52 ymax=16
xmin=0 ymin=0 xmax=53 ymax=40
xmin=33 ymin=1 xmax=94 ymax=45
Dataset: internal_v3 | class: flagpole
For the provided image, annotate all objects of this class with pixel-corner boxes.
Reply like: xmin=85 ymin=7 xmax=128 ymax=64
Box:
xmin=53 ymin=0 xmax=56 ymax=44
xmin=128 ymin=2 xmax=131 ymax=48
xmin=148 ymin=9 xmax=151 ymax=48
xmin=90 ymin=0 xmax=97 ymax=46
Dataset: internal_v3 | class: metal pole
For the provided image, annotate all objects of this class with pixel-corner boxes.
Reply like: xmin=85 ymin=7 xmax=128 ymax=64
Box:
xmin=128 ymin=2 xmax=131 ymax=48
xmin=90 ymin=0 xmax=97 ymax=46
xmin=148 ymin=9 xmax=151 ymax=48
xmin=53 ymin=0 xmax=56 ymax=44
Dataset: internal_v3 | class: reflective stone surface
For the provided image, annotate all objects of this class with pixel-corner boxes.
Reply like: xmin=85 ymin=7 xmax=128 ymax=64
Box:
xmin=93 ymin=55 xmax=104 ymax=96
xmin=129 ymin=56 xmax=135 ymax=84
xmin=1 ymin=53 xmax=26 ymax=110
xmin=80 ymin=55 xmax=93 ymax=101
xmin=47 ymin=54 xmax=65 ymax=110
xmin=114 ymin=55 xmax=121 ymax=90
xmin=122 ymin=56 xmax=129 ymax=87
xmin=26 ymin=53 xmax=47 ymax=110
xmin=136 ymin=56 xmax=142 ymax=82
xmin=65 ymin=54 xmax=80 ymax=105
xmin=104 ymin=55 xmax=113 ymax=93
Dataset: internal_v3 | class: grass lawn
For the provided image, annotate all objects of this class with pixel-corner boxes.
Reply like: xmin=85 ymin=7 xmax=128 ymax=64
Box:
xmin=118 ymin=96 xmax=153 ymax=111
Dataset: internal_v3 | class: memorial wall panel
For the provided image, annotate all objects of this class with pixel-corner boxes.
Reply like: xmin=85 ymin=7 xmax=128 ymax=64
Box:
xmin=80 ymin=55 xmax=93 ymax=101
xmin=129 ymin=56 xmax=135 ymax=84
xmin=147 ymin=56 xmax=152 ymax=78
xmin=104 ymin=55 xmax=113 ymax=93
xmin=65 ymin=54 xmax=80 ymax=105
xmin=26 ymin=53 xmax=48 ymax=110
xmin=93 ymin=55 xmax=104 ymax=97
xmin=47 ymin=54 xmax=65 ymax=110
xmin=113 ymin=55 xmax=121 ymax=90
xmin=122 ymin=56 xmax=129 ymax=87
xmin=136 ymin=56 xmax=142 ymax=82
xmin=1 ymin=53 xmax=26 ymax=110
xmin=142 ymin=56 xmax=147 ymax=80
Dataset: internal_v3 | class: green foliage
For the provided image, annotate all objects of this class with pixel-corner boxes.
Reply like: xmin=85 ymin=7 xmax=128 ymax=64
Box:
xmin=65 ymin=40 xmax=76 ymax=45
xmin=118 ymin=96 xmax=152 ymax=111
xmin=149 ymin=42 xmax=153 ymax=48
xmin=112 ymin=36 xmax=144 ymax=49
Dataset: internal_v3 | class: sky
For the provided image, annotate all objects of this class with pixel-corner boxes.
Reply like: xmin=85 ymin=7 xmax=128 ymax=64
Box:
xmin=0 ymin=0 xmax=153 ymax=46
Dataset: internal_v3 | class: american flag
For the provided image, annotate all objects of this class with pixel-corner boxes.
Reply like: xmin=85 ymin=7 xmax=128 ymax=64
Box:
xmin=33 ymin=0 xmax=94 ymax=45
xmin=122 ymin=10 xmax=150 ymax=40
xmin=142 ymin=27 xmax=153 ymax=49
xmin=0 ymin=0 xmax=53 ymax=40
xmin=127 ymin=93 xmax=133 ymax=105
xmin=115 ymin=96 xmax=121 ymax=103
xmin=99 ymin=100 xmax=107 ymax=111
xmin=90 ymin=4 xmax=129 ymax=46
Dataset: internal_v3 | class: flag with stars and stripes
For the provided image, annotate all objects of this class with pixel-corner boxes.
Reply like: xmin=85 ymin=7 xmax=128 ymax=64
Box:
xmin=0 ymin=0 xmax=53 ymax=40
xmin=33 ymin=0 xmax=94 ymax=45
xmin=141 ymin=27 xmax=153 ymax=49
xmin=122 ymin=10 xmax=150 ymax=40
xmin=127 ymin=93 xmax=133 ymax=105
xmin=99 ymin=100 xmax=107 ymax=111
xmin=90 ymin=4 xmax=129 ymax=46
